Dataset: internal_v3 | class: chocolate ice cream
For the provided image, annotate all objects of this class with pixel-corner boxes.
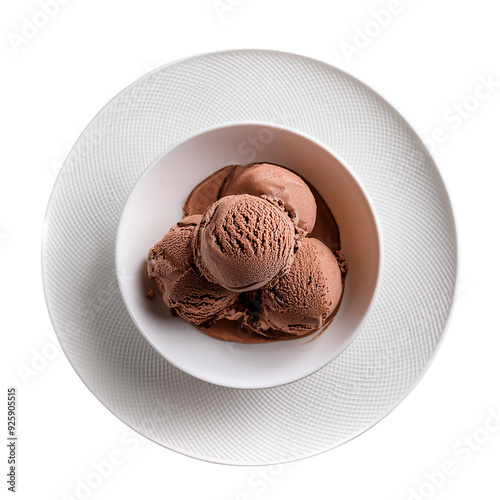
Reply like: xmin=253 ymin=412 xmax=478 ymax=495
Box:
xmin=220 ymin=163 xmax=317 ymax=232
xmin=147 ymin=162 xmax=347 ymax=342
xmin=193 ymin=194 xmax=297 ymax=292
xmin=251 ymin=238 xmax=343 ymax=335
xmin=183 ymin=164 xmax=236 ymax=217
xmin=147 ymin=216 xmax=240 ymax=325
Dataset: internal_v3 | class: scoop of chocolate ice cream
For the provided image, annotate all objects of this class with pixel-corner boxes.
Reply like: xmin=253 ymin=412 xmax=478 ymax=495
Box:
xmin=220 ymin=163 xmax=317 ymax=233
xmin=253 ymin=238 xmax=343 ymax=335
xmin=193 ymin=194 xmax=297 ymax=292
xmin=147 ymin=216 xmax=239 ymax=325
xmin=165 ymin=270 xmax=241 ymax=325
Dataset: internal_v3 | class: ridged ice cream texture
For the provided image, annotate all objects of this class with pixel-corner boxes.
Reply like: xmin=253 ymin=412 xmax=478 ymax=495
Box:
xmin=254 ymin=238 xmax=343 ymax=335
xmin=147 ymin=216 xmax=240 ymax=325
xmin=193 ymin=194 xmax=297 ymax=292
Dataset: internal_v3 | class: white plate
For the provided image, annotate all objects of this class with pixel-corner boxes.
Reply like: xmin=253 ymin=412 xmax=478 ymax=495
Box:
xmin=43 ymin=50 xmax=457 ymax=465
xmin=116 ymin=122 xmax=382 ymax=389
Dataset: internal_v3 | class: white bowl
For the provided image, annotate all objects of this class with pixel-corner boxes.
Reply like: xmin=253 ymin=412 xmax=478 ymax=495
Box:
xmin=116 ymin=122 xmax=382 ymax=389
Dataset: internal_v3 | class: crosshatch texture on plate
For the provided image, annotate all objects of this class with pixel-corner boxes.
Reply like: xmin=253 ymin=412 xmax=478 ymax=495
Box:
xmin=43 ymin=50 xmax=457 ymax=465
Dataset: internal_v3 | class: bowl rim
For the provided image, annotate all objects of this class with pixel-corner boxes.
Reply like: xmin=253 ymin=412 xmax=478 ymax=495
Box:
xmin=115 ymin=120 xmax=384 ymax=389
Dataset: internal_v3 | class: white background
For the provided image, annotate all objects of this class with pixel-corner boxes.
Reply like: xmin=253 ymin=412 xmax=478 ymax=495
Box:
xmin=2 ymin=0 xmax=499 ymax=499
